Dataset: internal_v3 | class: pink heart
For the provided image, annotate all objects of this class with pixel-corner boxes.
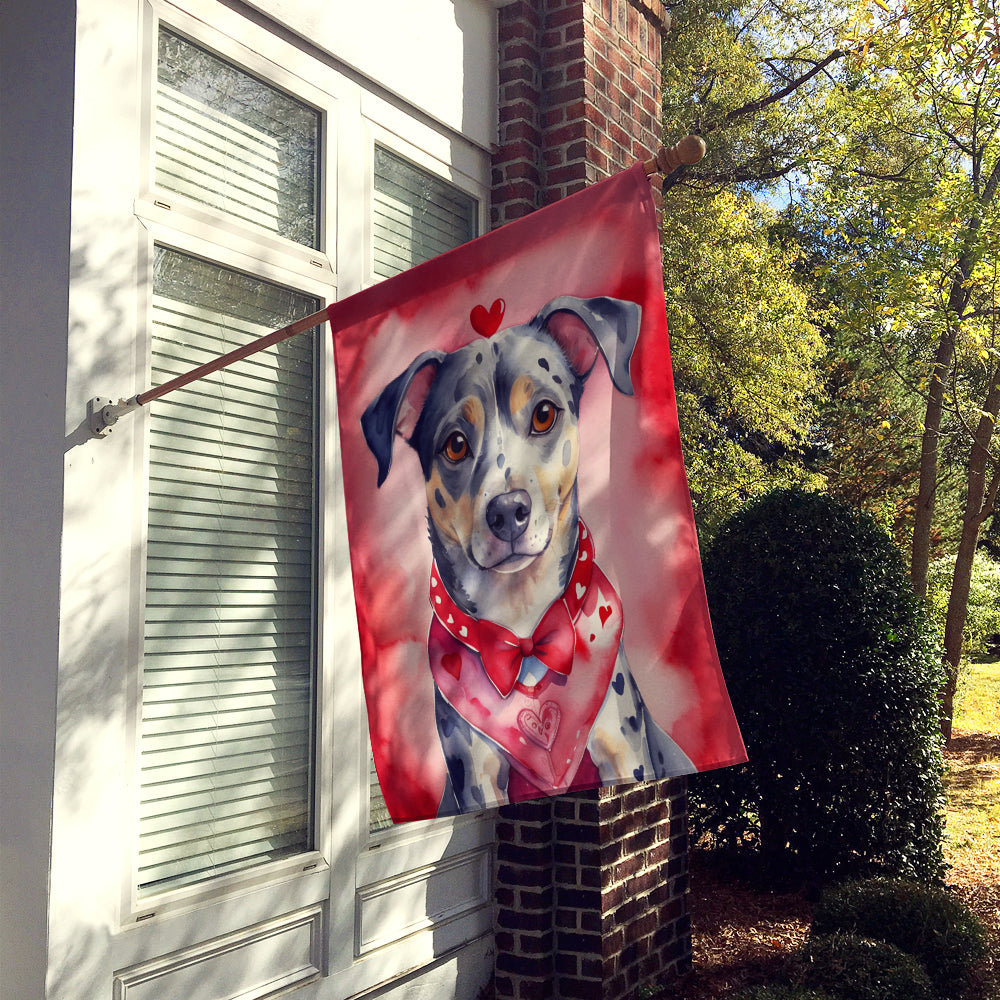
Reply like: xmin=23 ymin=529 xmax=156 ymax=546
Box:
xmin=470 ymin=298 xmax=505 ymax=336
xmin=517 ymin=701 xmax=561 ymax=751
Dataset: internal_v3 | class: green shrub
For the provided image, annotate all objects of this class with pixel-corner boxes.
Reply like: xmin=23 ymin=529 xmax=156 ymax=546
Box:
xmin=811 ymin=878 xmax=988 ymax=999
xmin=927 ymin=551 xmax=1000 ymax=659
xmin=693 ymin=489 xmax=946 ymax=882
xmin=794 ymin=933 xmax=934 ymax=1000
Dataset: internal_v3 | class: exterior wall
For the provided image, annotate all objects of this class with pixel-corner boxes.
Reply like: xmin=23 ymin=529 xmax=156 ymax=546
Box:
xmin=1 ymin=2 xmax=498 ymax=998
xmin=493 ymin=0 xmax=667 ymax=225
xmin=490 ymin=3 xmax=693 ymax=998
xmin=0 ymin=1 xmax=695 ymax=997
xmin=0 ymin=1 xmax=76 ymax=995
xmin=242 ymin=0 xmax=498 ymax=152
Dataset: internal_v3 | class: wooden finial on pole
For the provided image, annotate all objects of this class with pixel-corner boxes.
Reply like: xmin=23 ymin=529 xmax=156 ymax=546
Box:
xmin=643 ymin=135 xmax=707 ymax=176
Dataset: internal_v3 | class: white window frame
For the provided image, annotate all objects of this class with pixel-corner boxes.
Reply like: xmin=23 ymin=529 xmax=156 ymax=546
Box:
xmin=124 ymin=0 xmax=339 ymax=928
xmin=111 ymin=0 xmax=495 ymax=992
xmin=122 ymin=223 xmax=337 ymax=924
xmin=360 ymin=116 xmax=488 ymax=845
xmin=362 ymin=117 xmax=489 ymax=293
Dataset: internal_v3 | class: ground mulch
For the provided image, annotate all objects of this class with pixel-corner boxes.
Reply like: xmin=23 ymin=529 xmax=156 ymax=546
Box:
xmin=947 ymin=857 xmax=1000 ymax=1000
xmin=942 ymin=728 xmax=1000 ymax=1000
xmin=663 ymin=733 xmax=1000 ymax=999
xmin=666 ymin=850 xmax=814 ymax=999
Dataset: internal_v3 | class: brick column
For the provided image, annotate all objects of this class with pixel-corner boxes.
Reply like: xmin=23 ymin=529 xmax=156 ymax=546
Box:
xmin=493 ymin=0 xmax=668 ymax=225
xmin=493 ymin=1 xmax=544 ymax=227
xmin=491 ymin=3 xmax=692 ymax=998
xmin=494 ymin=782 xmax=690 ymax=1000
xmin=495 ymin=799 xmax=556 ymax=999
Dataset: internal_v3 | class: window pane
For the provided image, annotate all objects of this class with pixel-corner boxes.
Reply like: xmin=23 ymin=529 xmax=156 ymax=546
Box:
xmin=139 ymin=247 xmax=318 ymax=895
xmin=156 ymin=28 xmax=320 ymax=248
xmin=369 ymin=149 xmax=478 ymax=831
xmin=372 ymin=146 xmax=477 ymax=279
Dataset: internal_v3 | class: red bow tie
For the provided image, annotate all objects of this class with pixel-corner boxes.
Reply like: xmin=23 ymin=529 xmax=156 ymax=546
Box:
xmin=477 ymin=599 xmax=576 ymax=697
xmin=429 ymin=522 xmax=596 ymax=697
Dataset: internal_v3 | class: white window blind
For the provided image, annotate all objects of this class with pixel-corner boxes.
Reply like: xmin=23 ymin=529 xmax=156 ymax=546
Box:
xmin=138 ymin=248 xmax=319 ymax=896
xmin=372 ymin=146 xmax=477 ymax=280
xmin=138 ymin=25 xmax=323 ymax=896
xmin=368 ymin=147 xmax=477 ymax=832
xmin=156 ymin=27 xmax=320 ymax=248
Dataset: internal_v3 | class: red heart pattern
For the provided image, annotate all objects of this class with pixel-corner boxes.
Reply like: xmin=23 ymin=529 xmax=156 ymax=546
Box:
xmin=441 ymin=652 xmax=463 ymax=680
xmin=470 ymin=298 xmax=506 ymax=336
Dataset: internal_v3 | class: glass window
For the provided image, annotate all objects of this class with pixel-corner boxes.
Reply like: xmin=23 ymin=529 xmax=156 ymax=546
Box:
xmin=156 ymin=27 xmax=320 ymax=248
xmin=138 ymin=247 xmax=319 ymax=895
xmin=368 ymin=147 xmax=478 ymax=832
xmin=372 ymin=146 xmax=477 ymax=279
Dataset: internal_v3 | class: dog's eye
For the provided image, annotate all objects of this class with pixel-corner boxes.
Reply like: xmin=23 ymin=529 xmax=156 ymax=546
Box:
xmin=531 ymin=401 xmax=559 ymax=434
xmin=441 ymin=431 xmax=471 ymax=463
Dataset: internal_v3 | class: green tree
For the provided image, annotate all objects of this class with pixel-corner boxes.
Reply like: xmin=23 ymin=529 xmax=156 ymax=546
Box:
xmin=927 ymin=548 xmax=1000 ymax=659
xmin=662 ymin=189 xmax=825 ymax=538
xmin=783 ymin=207 xmax=967 ymax=549
xmin=659 ymin=0 xmax=844 ymax=538
xmin=801 ymin=0 xmax=1000 ymax=736
xmin=660 ymin=1 xmax=999 ymax=738
xmin=661 ymin=0 xmax=853 ymax=195
xmin=815 ymin=342 xmax=924 ymax=543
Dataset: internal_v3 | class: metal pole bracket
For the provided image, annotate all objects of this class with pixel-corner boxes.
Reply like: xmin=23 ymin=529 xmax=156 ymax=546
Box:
xmin=88 ymin=396 xmax=140 ymax=438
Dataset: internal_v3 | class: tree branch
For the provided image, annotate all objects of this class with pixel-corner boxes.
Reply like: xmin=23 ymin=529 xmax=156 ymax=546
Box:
xmin=852 ymin=164 xmax=919 ymax=183
xmin=703 ymin=49 xmax=848 ymax=133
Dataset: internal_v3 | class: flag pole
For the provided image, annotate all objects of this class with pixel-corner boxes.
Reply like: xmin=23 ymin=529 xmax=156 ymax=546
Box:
xmin=87 ymin=135 xmax=705 ymax=438
xmin=87 ymin=307 xmax=330 ymax=437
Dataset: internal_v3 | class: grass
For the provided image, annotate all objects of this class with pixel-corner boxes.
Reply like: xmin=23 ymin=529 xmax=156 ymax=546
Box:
xmin=942 ymin=658 xmax=1000 ymax=1000
xmin=955 ymin=658 xmax=1000 ymax=734
xmin=945 ymin=659 xmax=1000 ymax=867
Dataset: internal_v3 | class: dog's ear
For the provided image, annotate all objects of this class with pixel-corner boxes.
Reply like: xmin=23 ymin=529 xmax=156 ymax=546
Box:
xmin=532 ymin=296 xmax=641 ymax=395
xmin=361 ymin=351 xmax=443 ymax=486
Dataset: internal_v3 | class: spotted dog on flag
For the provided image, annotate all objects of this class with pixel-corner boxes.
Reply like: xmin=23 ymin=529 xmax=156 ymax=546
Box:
xmin=360 ymin=296 xmax=691 ymax=813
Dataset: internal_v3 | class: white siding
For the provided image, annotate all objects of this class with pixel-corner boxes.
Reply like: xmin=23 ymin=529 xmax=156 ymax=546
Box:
xmin=1 ymin=0 xmax=499 ymax=997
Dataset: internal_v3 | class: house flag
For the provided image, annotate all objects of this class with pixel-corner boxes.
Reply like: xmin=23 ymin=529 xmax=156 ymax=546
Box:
xmin=329 ymin=164 xmax=746 ymax=822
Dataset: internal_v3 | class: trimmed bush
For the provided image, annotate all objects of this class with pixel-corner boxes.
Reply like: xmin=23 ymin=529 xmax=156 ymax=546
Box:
xmin=693 ymin=489 xmax=946 ymax=881
xmin=812 ymin=878 xmax=988 ymax=999
xmin=794 ymin=933 xmax=934 ymax=1000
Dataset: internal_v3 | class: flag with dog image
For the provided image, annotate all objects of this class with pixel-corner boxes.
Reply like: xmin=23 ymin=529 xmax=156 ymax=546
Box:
xmin=329 ymin=163 xmax=746 ymax=822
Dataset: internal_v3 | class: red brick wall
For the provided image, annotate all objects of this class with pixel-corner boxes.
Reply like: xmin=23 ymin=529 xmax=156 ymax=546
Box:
xmin=494 ymin=783 xmax=691 ymax=1000
xmin=492 ymin=0 xmax=667 ymax=227
xmin=490 ymin=7 xmax=691 ymax=998
xmin=495 ymin=798 xmax=557 ymax=998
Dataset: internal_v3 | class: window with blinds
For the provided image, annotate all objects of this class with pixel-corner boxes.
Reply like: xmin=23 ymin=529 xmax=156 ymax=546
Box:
xmin=156 ymin=28 xmax=320 ymax=249
xmin=368 ymin=147 xmax=477 ymax=832
xmin=139 ymin=249 xmax=319 ymax=895
xmin=138 ymin=29 xmax=322 ymax=897
xmin=373 ymin=146 xmax=477 ymax=280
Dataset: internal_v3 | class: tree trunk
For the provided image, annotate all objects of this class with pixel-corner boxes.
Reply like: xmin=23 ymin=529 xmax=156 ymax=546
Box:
xmin=911 ymin=160 xmax=1000 ymax=597
xmin=910 ymin=329 xmax=955 ymax=598
xmin=940 ymin=374 xmax=1000 ymax=741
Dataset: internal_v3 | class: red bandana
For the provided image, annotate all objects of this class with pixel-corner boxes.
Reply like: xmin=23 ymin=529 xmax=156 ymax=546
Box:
xmin=430 ymin=522 xmax=595 ymax=697
xmin=428 ymin=523 xmax=623 ymax=793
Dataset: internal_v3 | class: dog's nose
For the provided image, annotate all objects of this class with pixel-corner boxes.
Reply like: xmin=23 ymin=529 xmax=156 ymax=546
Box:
xmin=486 ymin=490 xmax=531 ymax=542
